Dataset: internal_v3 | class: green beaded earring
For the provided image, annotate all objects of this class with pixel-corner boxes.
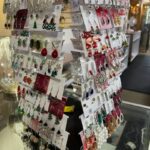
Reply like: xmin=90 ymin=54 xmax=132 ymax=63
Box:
xmin=33 ymin=21 xmax=37 ymax=29
xmin=97 ymin=113 xmax=103 ymax=125
xmin=48 ymin=113 xmax=52 ymax=120
xmin=18 ymin=38 xmax=22 ymax=47
xmin=55 ymin=118 xmax=60 ymax=125
xmin=22 ymin=38 xmax=27 ymax=47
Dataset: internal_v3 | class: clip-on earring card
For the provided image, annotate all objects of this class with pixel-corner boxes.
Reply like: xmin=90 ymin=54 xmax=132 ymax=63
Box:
xmin=57 ymin=131 xmax=70 ymax=150
xmin=25 ymin=90 xmax=37 ymax=104
xmin=70 ymin=0 xmax=80 ymax=12
xmin=30 ymin=31 xmax=63 ymax=58
xmin=118 ymin=8 xmax=127 ymax=27
xmin=28 ymin=13 xmax=43 ymax=30
xmin=48 ymin=78 xmax=65 ymax=100
xmin=88 ymin=7 xmax=100 ymax=31
xmin=80 ymin=5 xmax=92 ymax=31
xmin=109 ymin=8 xmax=120 ymax=28
xmin=107 ymin=29 xmax=117 ymax=49
xmin=96 ymin=7 xmax=112 ymax=30
xmin=28 ymin=5 xmax=62 ymax=31
xmin=105 ymin=0 xmax=112 ymax=5
xmin=80 ymin=6 xmax=100 ymax=31
xmin=11 ymin=30 xmax=30 ymax=52
xmin=26 ymin=55 xmax=34 ymax=70
xmin=80 ymin=113 xmax=96 ymax=131
xmin=80 ymin=58 xmax=97 ymax=81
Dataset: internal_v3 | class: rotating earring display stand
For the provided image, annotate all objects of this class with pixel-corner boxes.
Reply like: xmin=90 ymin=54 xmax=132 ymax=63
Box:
xmin=4 ymin=0 xmax=130 ymax=150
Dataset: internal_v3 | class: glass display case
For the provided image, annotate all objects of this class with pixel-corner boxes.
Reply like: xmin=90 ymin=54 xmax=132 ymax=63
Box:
xmin=104 ymin=101 xmax=150 ymax=150
xmin=0 ymin=100 xmax=149 ymax=150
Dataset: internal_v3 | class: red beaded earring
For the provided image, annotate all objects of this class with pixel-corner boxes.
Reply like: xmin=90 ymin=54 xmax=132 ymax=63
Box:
xmin=41 ymin=40 xmax=48 ymax=56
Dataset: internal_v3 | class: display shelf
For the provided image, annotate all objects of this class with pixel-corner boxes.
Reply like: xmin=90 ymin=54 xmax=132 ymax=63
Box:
xmin=107 ymin=101 xmax=150 ymax=150
xmin=127 ymin=31 xmax=141 ymax=62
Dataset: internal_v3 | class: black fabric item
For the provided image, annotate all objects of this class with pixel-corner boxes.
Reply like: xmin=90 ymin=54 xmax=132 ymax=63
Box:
xmin=65 ymin=96 xmax=83 ymax=150
xmin=121 ymin=55 xmax=150 ymax=94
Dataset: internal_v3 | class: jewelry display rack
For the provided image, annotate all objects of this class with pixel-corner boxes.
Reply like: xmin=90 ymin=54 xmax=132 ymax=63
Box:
xmin=3 ymin=0 xmax=130 ymax=150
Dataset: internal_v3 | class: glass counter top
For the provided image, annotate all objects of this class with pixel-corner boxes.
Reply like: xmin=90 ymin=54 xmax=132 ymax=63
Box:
xmin=104 ymin=101 xmax=150 ymax=150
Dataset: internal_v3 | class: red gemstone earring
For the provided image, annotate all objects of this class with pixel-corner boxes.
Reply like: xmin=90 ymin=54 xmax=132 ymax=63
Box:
xmin=51 ymin=42 xmax=58 ymax=59
xmin=41 ymin=40 xmax=48 ymax=56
